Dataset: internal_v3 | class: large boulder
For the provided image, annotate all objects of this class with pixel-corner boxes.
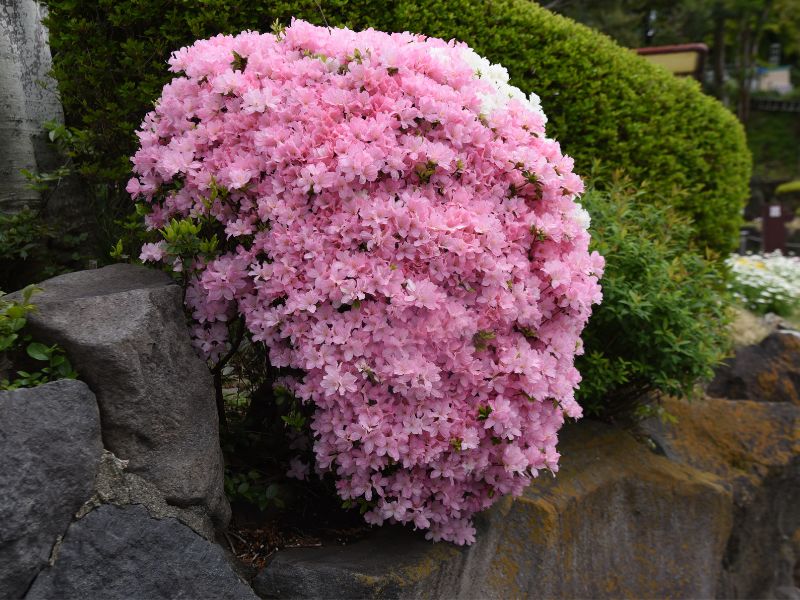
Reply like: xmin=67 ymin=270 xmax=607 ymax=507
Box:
xmin=640 ymin=395 xmax=800 ymax=598
xmin=708 ymin=331 xmax=800 ymax=405
xmin=11 ymin=264 xmax=230 ymax=528
xmin=0 ymin=380 xmax=102 ymax=598
xmin=255 ymin=421 xmax=733 ymax=599
xmin=26 ymin=504 xmax=257 ymax=600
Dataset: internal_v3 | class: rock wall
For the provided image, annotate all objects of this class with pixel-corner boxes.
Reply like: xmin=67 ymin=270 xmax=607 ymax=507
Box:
xmin=12 ymin=264 xmax=231 ymax=527
xmin=1 ymin=265 xmax=249 ymax=599
xmin=1 ymin=380 xmax=254 ymax=599
xmin=1 ymin=265 xmax=798 ymax=599
xmin=708 ymin=330 xmax=800 ymax=405
xmin=255 ymin=421 xmax=736 ymax=599
xmin=0 ymin=380 xmax=101 ymax=598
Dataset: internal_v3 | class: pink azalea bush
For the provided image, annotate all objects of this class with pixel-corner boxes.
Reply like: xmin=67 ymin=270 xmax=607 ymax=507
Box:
xmin=128 ymin=20 xmax=604 ymax=545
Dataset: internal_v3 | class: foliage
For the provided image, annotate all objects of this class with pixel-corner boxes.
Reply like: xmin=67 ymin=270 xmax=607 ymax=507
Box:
xmin=725 ymin=251 xmax=800 ymax=316
xmin=746 ymin=111 xmax=800 ymax=181
xmin=0 ymin=124 xmax=92 ymax=290
xmin=0 ymin=209 xmax=49 ymax=282
xmin=576 ymin=170 xmax=731 ymax=418
xmin=42 ymin=0 xmax=750 ymax=253
xmin=0 ymin=286 xmax=77 ymax=390
xmin=219 ymin=342 xmax=314 ymax=512
xmin=0 ymin=208 xmax=88 ymax=292
xmin=551 ymin=0 xmax=800 ymax=123
xmin=775 ymin=180 xmax=800 ymax=195
xmin=551 ymin=0 xmax=715 ymax=48
xmin=128 ymin=23 xmax=602 ymax=545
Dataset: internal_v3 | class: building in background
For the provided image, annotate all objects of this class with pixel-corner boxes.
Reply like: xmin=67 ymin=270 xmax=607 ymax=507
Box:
xmin=754 ymin=66 xmax=793 ymax=95
xmin=636 ymin=44 xmax=707 ymax=81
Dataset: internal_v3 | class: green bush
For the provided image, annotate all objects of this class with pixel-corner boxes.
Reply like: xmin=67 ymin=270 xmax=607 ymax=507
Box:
xmin=0 ymin=209 xmax=51 ymax=291
xmin=0 ymin=207 xmax=89 ymax=291
xmin=0 ymin=286 xmax=77 ymax=390
xmin=43 ymin=0 xmax=750 ymax=254
xmin=776 ymin=180 xmax=800 ymax=195
xmin=43 ymin=1 xmax=737 ymax=419
xmin=577 ymin=171 xmax=731 ymax=418
xmin=746 ymin=111 xmax=800 ymax=181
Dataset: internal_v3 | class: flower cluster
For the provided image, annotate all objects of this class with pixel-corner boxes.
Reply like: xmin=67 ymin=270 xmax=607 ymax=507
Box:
xmin=726 ymin=251 xmax=800 ymax=317
xmin=128 ymin=20 xmax=603 ymax=544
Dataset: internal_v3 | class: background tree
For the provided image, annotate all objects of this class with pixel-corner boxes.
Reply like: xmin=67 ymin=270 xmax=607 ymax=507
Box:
xmin=548 ymin=0 xmax=799 ymax=120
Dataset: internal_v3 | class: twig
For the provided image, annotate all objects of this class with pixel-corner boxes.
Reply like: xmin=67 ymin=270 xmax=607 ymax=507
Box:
xmin=223 ymin=531 xmax=237 ymax=554
xmin=227 ymin=530 xmax=248 ymax=545
xmin=313 ymin=0 xmax=330 ymax=28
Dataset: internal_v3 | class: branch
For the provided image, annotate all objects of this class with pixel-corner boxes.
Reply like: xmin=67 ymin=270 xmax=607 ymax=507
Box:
xmin=543 ymin=0 xmax=569 ymax=11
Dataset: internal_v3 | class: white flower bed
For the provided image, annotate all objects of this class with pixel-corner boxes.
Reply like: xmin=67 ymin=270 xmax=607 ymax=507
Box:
xmin=726 ymin=252 xmax=800 ymax=316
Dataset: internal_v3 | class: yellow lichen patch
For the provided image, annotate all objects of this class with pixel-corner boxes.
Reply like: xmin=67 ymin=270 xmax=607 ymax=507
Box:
xmin=485 ymin=529 xmax=523 ymax=597
xmin=396 ymin=543 xmax=461 ymax=584
xmin=756 ymin=368 xmax=799 ymax=404
xmin=643 ymin=395 xmax=800 ymax=490
xmin=495 ymin=422 xmax=733 ymax=598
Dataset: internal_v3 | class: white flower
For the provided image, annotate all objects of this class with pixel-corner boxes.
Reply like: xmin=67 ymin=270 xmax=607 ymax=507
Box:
xmin=427 ymin=44 xmax=548 ymax=123
xmin=726 ymin=251 xmax=800 ymax=314
xmin=572 ymin=204 xmax=591 ymax=230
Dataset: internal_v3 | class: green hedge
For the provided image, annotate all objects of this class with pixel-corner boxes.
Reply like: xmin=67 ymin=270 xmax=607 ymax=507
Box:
xmin=44 ymin=0 xmax=751 ymax=253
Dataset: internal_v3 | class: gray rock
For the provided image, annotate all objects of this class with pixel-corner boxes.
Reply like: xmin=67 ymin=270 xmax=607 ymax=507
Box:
xmin=774 ymin=586 xmax=800 ymax=600
xmin=0 ymin=380 xmax=102 ymax=598
xmin=26 ymin=504 xmax=257 ymax=600
xmin=639 ymin=396 xmax=800 ymax=598
xmin=12 ymin=264 xmax=230 ymax=528
xmin=253 ymin=527 xmax=465 ymax=599
xmin=77 ymin=450 xmax=217 ymax=541
xmin=707 ymin=331 xmax=800 ymax=405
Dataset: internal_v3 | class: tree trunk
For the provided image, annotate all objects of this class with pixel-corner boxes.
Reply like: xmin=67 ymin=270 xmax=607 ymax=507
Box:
xmin=737 ymin=24 xmax=752 ymax=123
xmin=0 ymin=0 xmax=89 ymax=231
xmin=712 ymin=3 xmax=727 ymax=104
xmin=0 ymin=0 xmax=49 ymax=214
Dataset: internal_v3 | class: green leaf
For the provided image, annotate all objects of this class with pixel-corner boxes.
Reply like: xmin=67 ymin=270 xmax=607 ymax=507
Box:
xmin=26 ymin=342 xmax=51 ymax=361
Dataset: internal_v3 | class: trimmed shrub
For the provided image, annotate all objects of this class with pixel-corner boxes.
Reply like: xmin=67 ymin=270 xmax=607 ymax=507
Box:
xmin=43 ymin=0 xmax=750 ymax=253
xmin=576 ymin=171 xmax=730 ymax=418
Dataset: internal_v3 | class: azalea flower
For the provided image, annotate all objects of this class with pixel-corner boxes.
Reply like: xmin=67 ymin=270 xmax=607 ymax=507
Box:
xmin=129 ymin=21 xmax=603 ymax=545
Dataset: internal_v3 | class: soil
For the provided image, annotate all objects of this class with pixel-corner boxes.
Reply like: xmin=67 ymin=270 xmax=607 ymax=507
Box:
xmin=226 ymin=499 xmax=373 ymax=570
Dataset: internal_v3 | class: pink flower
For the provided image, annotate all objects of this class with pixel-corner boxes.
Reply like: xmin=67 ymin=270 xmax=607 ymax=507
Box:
xmin=287 ymin=457 xmax=310 ymax=481
xmin=502 ymin=445 xmax=529 ymax=473
xmin=228 ymin=168 xmax=254 ymax=189
xmin=225 ymin=218 xmax=254 ymax=238
xmin=126 ymin=177 xmax=142 ymax=197
xmin=139 ymin=241 xmax=166 ymax=262
xmin=320 ymin=363 xmax=359 ymax=397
